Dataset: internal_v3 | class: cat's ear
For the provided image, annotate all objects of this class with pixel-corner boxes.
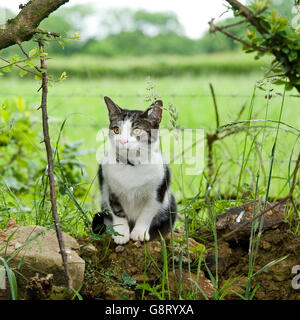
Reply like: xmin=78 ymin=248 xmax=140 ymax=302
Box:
xmin=104 ymin=96 xmax=122 ymax=117
xmin=142 ymin=100 xmax=163 ymax=125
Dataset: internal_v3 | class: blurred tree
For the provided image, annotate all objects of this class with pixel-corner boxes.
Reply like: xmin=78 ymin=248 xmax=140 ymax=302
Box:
xmin=40 ymin=4 xmax=94 ymax=37
xmin=133 ymin=10 xmax=185 ymax=35
xmin=99 ymin=8 xmax=185 ymax=37
xmin=100 ymin=8 xmax=136 ymax=36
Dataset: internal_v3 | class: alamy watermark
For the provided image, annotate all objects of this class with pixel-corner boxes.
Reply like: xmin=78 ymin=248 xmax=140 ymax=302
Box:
xmin=292 ymin=265 xmax=300 ymax=290
xmin=96 ymin=128 xmax=204 ymax=176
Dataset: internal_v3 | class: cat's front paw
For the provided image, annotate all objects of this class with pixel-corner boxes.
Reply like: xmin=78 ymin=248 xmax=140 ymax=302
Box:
xmin=112 ymin=225 xmax=130 ymax=244
xmin=130 ymin=227 xmax=150 ymax=242
xmin=113 ymin=233 xmax=130 ymax=245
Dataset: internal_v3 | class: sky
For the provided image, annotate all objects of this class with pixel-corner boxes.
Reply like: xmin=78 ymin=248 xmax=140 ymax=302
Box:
xmin=0 ymin=0 xmax=246 ymax=38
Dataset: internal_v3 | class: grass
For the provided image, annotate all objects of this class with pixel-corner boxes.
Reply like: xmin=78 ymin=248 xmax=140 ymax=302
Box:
xmin=0 ymin=72 xmax=299 ymax=202
xmin=1 ymin=59 xmax=300 ymax=300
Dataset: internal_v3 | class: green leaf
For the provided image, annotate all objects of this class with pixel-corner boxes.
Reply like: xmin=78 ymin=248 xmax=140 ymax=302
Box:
xmin=58 ymin=71 xmax=68 ymax=82
xmin=288 ymin=51 xmax=298 ymax=62
xmin=2 ymin=65 xmax=12 ymax=73
xmin=29 ymin=48 xmax=38 ymax=58
xmin=34 ymin=74 xmax=42 ymax=81
xmin=18 ymin=70 xmax=28 ymax=78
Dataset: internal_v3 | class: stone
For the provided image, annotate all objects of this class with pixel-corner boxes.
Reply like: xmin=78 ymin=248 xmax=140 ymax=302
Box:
xmin=0 ymin=225 xmax=85 ymax=300
xmin=115 ymin=245 xmax=125 ymax=253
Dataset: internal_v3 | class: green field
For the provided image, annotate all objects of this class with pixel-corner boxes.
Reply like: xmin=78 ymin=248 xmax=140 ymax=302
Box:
xmin=1 ymin=69 xmax=299 ymax=207
xmin=1 ymin=52 xmax=270 ymax=79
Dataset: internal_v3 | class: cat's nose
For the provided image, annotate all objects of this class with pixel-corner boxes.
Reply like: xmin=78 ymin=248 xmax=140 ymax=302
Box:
xmin=120 ymin=138 xmax=128 ymax=145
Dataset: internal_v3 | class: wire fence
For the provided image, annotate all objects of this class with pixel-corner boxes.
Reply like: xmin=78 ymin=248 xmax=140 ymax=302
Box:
xmin=3 ymin=93 xmax=300 ymax=98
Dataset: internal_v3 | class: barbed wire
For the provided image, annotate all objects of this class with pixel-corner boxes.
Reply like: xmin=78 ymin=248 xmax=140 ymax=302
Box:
xmin=2 ymin=93 xmax=300 ymax=98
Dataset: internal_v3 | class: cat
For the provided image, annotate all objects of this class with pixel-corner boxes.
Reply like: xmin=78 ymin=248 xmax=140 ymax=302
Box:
xmin=92 ymin=96 xmax=177 ymax=244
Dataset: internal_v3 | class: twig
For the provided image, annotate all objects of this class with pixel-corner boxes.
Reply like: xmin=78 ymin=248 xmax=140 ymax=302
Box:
xmin=16 ymin=40 xmax=42 ymax=73
xmin=0 ymin=56 xmax=40 ymax=77
xmin=226 ymin=0 xmax=269 ymax=35
xmin=209 ymin=18 xmax=268 ymax=53
xmin=35 ymin=29 xmax=61 ymax=38
xmin=38 ymin=39 xmax=73 ymax=295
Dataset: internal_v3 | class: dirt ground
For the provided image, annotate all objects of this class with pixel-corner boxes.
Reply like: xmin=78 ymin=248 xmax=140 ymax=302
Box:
xmin=77 ymin=222 xmax=300 ymax=300
xmin=78 ymin=201 xmax=300 ymax=300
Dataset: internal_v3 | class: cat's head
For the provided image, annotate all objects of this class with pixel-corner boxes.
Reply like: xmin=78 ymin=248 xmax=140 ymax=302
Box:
xmin=104 ymin=96 xmax=163 ymax=154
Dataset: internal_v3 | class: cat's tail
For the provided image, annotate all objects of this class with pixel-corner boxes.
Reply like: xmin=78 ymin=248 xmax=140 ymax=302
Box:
xmin=92 ymin=211 xmax=112 ymax=235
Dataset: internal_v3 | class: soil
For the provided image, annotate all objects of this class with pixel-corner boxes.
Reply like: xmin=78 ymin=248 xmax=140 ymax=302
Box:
xmin=219 ymin=224 xmax=300 ymax=300
xmin=78 ymin=233 xmax=214 ymax=300
xmin=77 ymin=202 xmax=300 ymax=300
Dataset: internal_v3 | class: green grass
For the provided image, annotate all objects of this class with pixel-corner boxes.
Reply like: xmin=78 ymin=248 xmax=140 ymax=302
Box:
xmin=0 ymin=63 xmax=300 ymax=299
xmin=1 ymin=64 xmax=300 ymax=244
xmin=1 ymin=72 xmax=299 ymax=199
xmin=1 ymin=52 xmax=270 ymax=79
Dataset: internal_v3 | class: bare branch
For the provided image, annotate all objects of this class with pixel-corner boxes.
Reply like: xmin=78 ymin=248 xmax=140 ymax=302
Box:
xmin=16 ymin=40 xmax=42 ymax=73
xmin=38 ymin=39 xmax=73 ymax=295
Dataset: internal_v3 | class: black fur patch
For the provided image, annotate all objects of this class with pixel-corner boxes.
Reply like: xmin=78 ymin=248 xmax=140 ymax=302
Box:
xmin=109 ymin=191 xmax=125 ymax=217
xmin=98 ymin=164 xmax=104 ymax=189
xmin=92 ymin=212 xmax=106 ymax=234
xmin=156 ymin=165 xmax=170 ymax=203
xmin=150 ymin=194 xmax=177 ymax=238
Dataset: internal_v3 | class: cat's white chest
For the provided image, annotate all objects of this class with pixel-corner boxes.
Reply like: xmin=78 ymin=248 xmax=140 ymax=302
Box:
xmin=104 ymin=163 xmax=163 ymax=191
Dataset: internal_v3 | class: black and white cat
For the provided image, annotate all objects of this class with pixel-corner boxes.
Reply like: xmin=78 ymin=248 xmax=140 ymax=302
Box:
xmin=92 ymin=96 xmax=177 ymax=244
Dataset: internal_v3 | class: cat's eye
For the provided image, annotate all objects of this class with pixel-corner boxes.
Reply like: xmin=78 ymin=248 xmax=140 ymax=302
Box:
xmin=133 ymin=128 xmax=141 ymax=135
xmin=113 ymin=127 xmax=120 ymax=134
